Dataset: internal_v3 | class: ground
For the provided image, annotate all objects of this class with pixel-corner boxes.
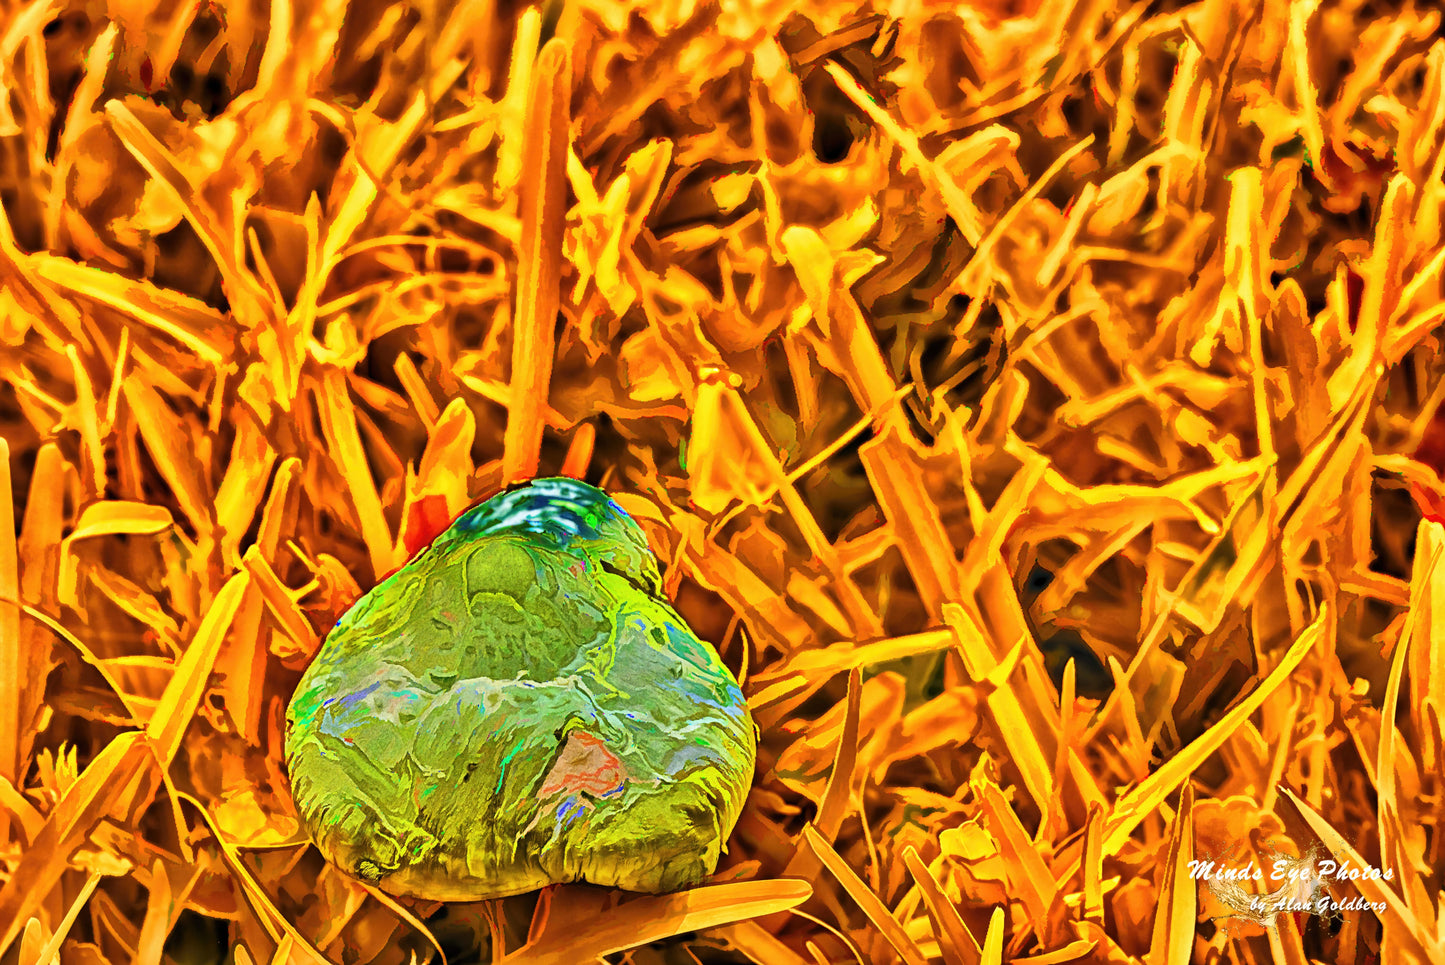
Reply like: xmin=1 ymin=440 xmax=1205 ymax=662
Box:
xmin=1 ymin=0 xmax=1443 ymax=963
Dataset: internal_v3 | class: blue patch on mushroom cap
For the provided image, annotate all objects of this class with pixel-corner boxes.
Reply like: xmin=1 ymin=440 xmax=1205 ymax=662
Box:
xmin=439 ymin=477 xmax=663 ymax=595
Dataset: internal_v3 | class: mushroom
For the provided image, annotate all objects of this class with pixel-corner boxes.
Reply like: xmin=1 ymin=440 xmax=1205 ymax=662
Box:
xmin=285 ymin=478 xmax=757 ymax=900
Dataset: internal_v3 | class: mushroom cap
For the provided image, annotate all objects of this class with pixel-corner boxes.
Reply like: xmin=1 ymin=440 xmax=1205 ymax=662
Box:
xmin=284 ymin=478 xmax=757 ymax=900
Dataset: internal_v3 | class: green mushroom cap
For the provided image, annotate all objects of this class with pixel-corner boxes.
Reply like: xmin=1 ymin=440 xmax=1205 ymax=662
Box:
xmin=285 ymin=478 xmax=757 ymax=900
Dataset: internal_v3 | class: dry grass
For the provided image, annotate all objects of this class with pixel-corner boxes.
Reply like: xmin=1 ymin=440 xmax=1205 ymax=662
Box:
xmin=3 ymin=0 xmax=1445 ymax=962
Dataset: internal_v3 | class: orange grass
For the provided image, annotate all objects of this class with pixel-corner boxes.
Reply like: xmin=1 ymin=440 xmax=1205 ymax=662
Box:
xmin=4 ymin=0 xmax=1445 ymax=963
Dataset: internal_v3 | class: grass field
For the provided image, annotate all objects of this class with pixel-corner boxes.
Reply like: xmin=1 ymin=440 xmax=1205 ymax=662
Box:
xmin=2 ymin=0 xmax=1445 ymax=962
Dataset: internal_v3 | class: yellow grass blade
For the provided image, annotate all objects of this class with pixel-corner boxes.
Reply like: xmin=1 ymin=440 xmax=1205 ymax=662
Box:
xmin=803 ymin=825 xmax=928 ymax=965
xmin=502 ymin=40 xmax=570 ymax=485
xmin=506 ymin=880 xmax=813 ymax=964
xmin=975 ymin=776 xmax=1059 ymax=943
xmin=980 ymin=908 xmax=1004 ymax=965
xmin=902 ymin=845 xmax=982 ymax=965
xmin=713 ymin=921 xmax=815 ymax=965
xmin=29 ymin=871 xmax=101 ymax=965
xmin=104 ymin=100 xmax=271 ymax=325
xmin=1104 ymin=607 xmax=1326 ymax=853
xmin=242 ymin=548 xmax=320 ymax=657
xmin=945 ymin=604 xmax=1056 ymax=813
xmin=315 ymin=368 xmax=397 ymax=580
xmin=148 ymin=570 xmax=250 ymax=767
xmin=6 ymin=600 xmax=142 ymax=723
xmin=1145 ymin=784 xmax=1194 ymax=965
xmin=0 ymin=733 xmax=153 ymax=956
xmin=811 ymin=667 xmax=860 ymax=842
xmin=176 ymin=792 xmax=343 ymax=965
xmin=120 ymin=374 xmax=214 ymax=539
xmin=1282 ymin=787 xmax=1442 ymax=960
xmin=29 ymin=255 xmax=231 ymax=364
xmin=0 ymin=439 xmax=19 ymax=804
